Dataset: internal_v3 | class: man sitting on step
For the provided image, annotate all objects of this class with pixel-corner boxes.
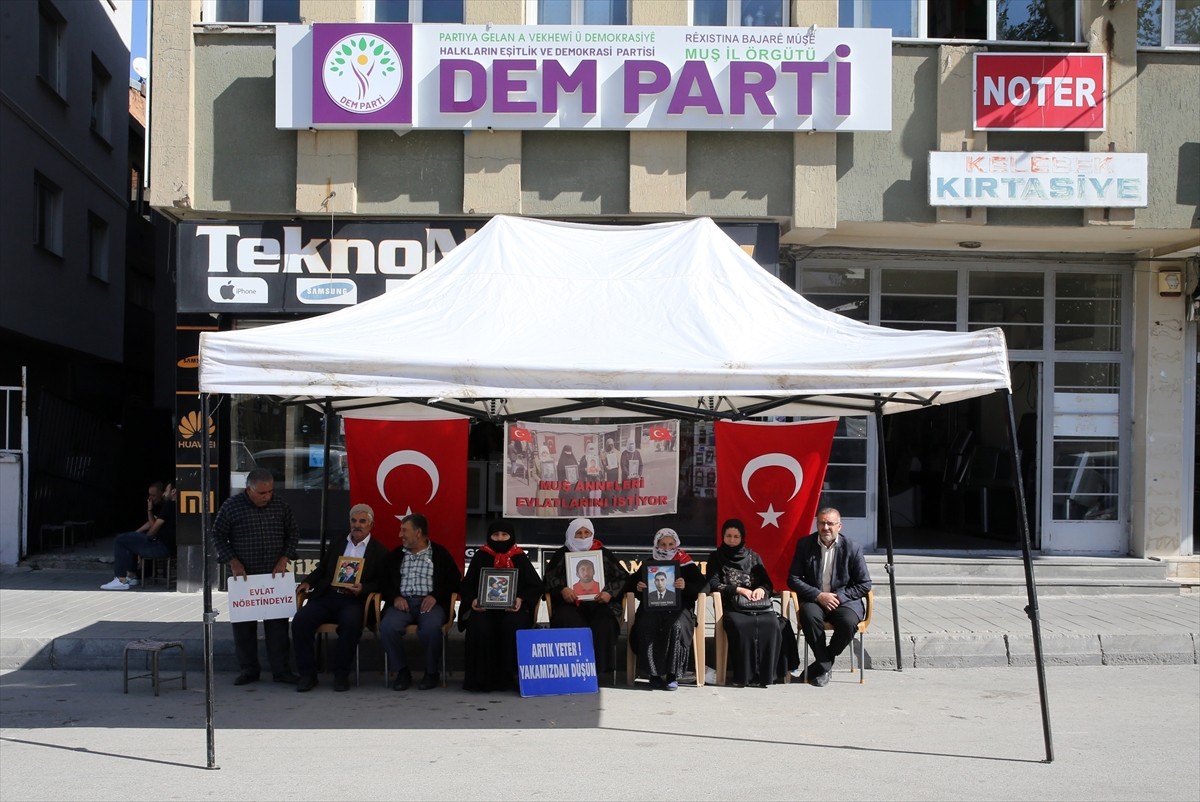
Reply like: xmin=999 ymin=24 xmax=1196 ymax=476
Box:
xmin=101 ymin=482 xmax=176 ymax=590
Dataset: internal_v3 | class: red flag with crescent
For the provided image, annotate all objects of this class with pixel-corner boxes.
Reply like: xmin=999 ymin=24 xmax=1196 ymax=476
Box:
xmin=344 ymin=419 xmax=468 ymax=570
xmin=715 ymin=419 xmax=837 ymax=589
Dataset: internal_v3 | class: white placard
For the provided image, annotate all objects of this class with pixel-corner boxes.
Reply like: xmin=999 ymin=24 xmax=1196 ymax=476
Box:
xmin=227 ymin=572 xmax=297 ymax=623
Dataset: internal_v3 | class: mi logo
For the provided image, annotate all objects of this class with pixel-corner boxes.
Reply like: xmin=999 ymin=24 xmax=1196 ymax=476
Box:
xmin=179 ymin=490 xmax=217 ymax=515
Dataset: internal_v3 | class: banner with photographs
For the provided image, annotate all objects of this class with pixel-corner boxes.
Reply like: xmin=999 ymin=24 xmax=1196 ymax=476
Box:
xmin=503 ymin=421 xmax=680 ymax=518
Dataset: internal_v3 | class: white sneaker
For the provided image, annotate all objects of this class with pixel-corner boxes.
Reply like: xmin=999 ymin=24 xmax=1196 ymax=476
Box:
xmin=126 ymin=577 xmax=139 ymax=587
xmin=100 ymin=578 xmax=129 ymax=590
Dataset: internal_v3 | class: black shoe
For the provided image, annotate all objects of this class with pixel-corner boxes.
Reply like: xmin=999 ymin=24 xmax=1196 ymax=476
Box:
xmin=648 ymin=675 xmax=665 ymax=690
xmin=417 ymin=673 xmax=439 ymax=691
xmin=333 ymin=675 xmax=350 ymax=692
xmin=391 ymin=669 xmax=412 ymax=691
xmin=296 ymin=675 xmax=318 ymax=692
xmin=273 ymin=671 xmax=299 ymax=684
xmin=234 ymin=671 xmax=260 ymax=686
xmin=811 ymin=670 xmax=831 ymax=688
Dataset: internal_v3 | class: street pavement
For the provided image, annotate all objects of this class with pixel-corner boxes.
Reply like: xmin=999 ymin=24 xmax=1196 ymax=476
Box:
xmin=1 ymin=665 xmax=1197 ymax=801
xmin=1 ymin=567 xmax=1196 ymax=672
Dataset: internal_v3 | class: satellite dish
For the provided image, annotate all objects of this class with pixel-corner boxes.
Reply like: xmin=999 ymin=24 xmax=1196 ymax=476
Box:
xmin=132 ymin=57 xmax=148 ymax=80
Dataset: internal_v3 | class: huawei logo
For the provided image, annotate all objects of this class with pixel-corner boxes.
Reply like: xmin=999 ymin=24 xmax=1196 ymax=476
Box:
xmin=178 ymin=411 xmax=214 ymax=440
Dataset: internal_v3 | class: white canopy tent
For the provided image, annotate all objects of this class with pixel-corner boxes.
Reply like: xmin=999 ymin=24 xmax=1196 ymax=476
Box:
xmin=198 ymin=216 xmax=1011 ymax=418
xmin=194 ymin=215 xmax=1052 ymax=762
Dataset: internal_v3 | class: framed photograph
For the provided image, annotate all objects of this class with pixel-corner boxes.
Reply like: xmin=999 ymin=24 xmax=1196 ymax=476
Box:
xmin=643 ymin=561 xmax=681 ymax=610
xmin=479 ymin=568 xmax=518 ymax=609
xmin=332 ymin=555 xmax=364 ymax=588
xmin=564 ymin=463 xmax=579 ymax=483
xmin=565 ymin=552 xmax=606 ymax=602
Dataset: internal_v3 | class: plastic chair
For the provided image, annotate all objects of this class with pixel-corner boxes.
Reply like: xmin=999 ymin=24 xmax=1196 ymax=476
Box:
xmin=792 ymin=589 xmax=874 ymax=684
xmin=712 ymin=591 xmax=790 ymax=686
xmin=624 ymin=591 xmax=706 ymax=687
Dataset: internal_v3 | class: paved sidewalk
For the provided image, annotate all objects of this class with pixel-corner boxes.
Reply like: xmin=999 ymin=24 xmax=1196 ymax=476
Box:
xmin=1 ymin=567 xmax=1196 ymax=673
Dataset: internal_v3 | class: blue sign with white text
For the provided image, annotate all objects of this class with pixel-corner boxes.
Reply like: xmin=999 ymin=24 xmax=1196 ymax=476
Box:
xmin=516 ymin=627 xmax=598 ymax=697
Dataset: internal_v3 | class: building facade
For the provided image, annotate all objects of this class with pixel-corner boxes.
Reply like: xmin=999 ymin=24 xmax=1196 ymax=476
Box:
xmin=1 ymin=0 xmax=172 ymax=563
xmin=149 ymin=0 xmax=1198 ymax=589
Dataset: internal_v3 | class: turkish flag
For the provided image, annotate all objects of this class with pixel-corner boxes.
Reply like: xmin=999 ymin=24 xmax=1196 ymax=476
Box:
xmin=510 ymin=426 xmax=533 ymax=443
xmin=344 ymin=419 xmax=468 ymax=571
xmin=715 ymin=420 xmax=837 ymax=589
xmin=648 ymin=425 xmax=674 ymax=441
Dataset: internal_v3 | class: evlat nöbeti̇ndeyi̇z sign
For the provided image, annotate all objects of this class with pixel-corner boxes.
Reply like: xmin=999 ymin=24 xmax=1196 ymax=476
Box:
xmin=276 ymin=23 xmax=892 ymax=132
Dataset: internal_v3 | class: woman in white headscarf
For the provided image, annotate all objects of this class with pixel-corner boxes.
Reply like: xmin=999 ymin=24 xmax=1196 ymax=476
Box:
xmin=622 ymin=528 xmax=705 ymax=690
xmin=543 ymin=517 xmax=629 ymax=680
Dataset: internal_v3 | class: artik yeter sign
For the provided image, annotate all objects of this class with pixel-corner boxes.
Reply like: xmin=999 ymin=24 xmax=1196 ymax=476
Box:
xmin=278 ymin=23 xmax=893 ymax=132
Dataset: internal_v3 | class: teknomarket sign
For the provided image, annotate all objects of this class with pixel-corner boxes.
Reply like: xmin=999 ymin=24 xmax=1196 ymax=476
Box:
xmin=277 ymin=23 xmax=893 ymax=132
xmin=929 ymin=151 xmax=1147 ymax=207
xmin=973 ymin=53 xmax=1106 ymax=131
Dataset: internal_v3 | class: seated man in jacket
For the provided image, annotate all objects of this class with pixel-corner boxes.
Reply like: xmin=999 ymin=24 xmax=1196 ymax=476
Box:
xmin=787 ymin=507 xmax=872 ymax=687
xmin=378 ymin=513 xmax=462 ymax=691
xmin=293 ymin=503 xmax=390 ymax=692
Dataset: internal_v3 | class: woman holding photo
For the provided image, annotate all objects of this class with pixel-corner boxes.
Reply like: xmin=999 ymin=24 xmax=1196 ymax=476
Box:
xmin=544 ymin=518 xmax=629 ymax=680
xmin=624 ymin=528 xmax=705 ymax=691
xmin=706 ymin=518 xmax=782 ymax=688
xmin=459 ymin=519 xmax=543 ymax=693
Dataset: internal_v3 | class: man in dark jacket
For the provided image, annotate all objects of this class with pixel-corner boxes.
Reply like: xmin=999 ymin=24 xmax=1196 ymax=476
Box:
xmin=787 ymin=507 xmax=872 ymax=687
xmin=378 ymin=513 xmax=462 ymax=691
xmin=292 ymin=503 xmax=390 ymax=692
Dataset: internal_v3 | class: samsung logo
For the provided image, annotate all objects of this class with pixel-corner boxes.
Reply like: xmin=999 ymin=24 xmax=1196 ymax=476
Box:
xmin=297 ymin=278 xmax=358 ymax=305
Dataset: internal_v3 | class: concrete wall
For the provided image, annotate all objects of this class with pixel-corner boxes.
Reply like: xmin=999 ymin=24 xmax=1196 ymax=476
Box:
xmin=1136 ymin=53 xmax=1200 ymax=234
xmin=522 ymin=132 xmax=629 ymax=216
xmin=0 ymin=0 xmax=131 ymax=361
xmin=837 ymin=46 xmax=938 ymax=225
xmin=687 ymin=132 xmax=794 ymax=219
xmin=194 ymin=33 xmax=297 ymax=213
xmin=357 ymin=131 xmax=464 ymax=214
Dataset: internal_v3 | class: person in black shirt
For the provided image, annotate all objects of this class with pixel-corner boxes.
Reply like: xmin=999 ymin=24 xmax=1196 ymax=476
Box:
xmin=101 ymin=481 xmax=177 ymax=590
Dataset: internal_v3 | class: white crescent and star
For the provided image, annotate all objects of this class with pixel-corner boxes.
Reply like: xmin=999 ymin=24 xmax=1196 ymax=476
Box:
xmin=741 ymin=453 xmax=805 ymax=529
xmin=377 ymin=450 xmax=440 ymax=521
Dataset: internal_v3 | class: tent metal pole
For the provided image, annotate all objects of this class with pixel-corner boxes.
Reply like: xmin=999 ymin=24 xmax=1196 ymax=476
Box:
xmin=319 ymin=401 xmax=332 ymax=556
xmin=201 ymin=393 xmax=218 ymax=769
xmin=1002 ymin=389 xmax=1054 ymax=762
xmin=873 ymin=408 xmax=903 ymax=670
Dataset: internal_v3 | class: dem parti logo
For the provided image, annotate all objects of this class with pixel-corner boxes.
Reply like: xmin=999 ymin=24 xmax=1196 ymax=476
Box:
xmin=323 ymin=34 xmax=402 ymax=113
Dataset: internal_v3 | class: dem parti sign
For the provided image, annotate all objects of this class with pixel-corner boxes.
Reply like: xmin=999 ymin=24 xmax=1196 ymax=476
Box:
xmin=277 ymin=23 xmax=892 ymax=132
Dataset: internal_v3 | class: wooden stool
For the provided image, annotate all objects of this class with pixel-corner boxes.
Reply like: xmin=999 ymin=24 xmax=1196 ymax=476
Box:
xmin=123 ymin=639 xmax=187 ymax=696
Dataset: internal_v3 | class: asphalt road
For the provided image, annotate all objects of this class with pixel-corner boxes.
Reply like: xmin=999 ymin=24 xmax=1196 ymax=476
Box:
xmin=1 ymin=664 xmax=1197 ymax=801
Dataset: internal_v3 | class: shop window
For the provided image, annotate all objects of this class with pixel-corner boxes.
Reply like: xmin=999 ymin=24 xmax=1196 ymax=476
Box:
xmin=372 ymin=0 xmax=464 ymax=22
xmin=206 ymin=0 xmax=300 ymax=23
xmin=968 ymin=271 xmax=1044 ymax=350
xmin=88 ymin=212 xmax=109 ymax=282
xmin=1138 ymin=0 xmax=1200 ymax=47
xmin=880 ymin=268 xmax=957 ymax=332
xmin=693 ymin=0 xmax=787 ymax=26
xmin=839 ymin=0 xmax=1081 ymax=42
xmin=538 ymin=0 xmax=629 ymax=25
xmin=34 ymin=173 xmax=63 ymax=256
xmin=798 ymin=266 xmax=870 ymax=322
xmin=91 ymin=55 xmax=111 ymax=142
xmin=38 ymin=1 xmax=64 ymax=96
xmin=1051 ymin=362 xmax=1120 ymax=521
xmin=818 ymin=417 xmax=869 ymax=519
xmin=1054 ymin=273 xmax=1121 ymax=352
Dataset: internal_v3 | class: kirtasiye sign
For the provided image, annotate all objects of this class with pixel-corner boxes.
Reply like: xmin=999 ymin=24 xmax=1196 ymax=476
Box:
xmin=277 ymin=23 xmax=893 ymax=132
xmin=928 ymin=151 xmax=1147 ymax=208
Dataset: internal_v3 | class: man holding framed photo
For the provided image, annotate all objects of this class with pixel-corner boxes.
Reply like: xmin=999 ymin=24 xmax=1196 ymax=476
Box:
xmin=378 ymin=513 xmax=461 ymax=691
xmin=292 ymin=504 xmax=390 ymax=693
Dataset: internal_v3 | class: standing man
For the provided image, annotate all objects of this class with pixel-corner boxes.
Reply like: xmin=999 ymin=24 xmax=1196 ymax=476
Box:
xmin=787 ymin=507 xmax=872 ymax=687
xmin=292 ymin=504 xmax=390 ymax=692
xmin=101 ymin=481 xmax=177 ymax=590
xmin=378 ymin=514 xmax=461 ymax=691
xmin=212 ymin=468 xmax=300 ymax=686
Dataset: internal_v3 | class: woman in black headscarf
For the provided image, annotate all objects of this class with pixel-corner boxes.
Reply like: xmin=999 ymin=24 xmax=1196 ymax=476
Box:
xmin=543 ymin=517 xmax=629 ymax=680
xmin=459 ymin=519 xmax=544 ymax=692
xmin=705 ymin=518 xmax=781 ymax=688
xmin=623 ymin=527 xmax=705 ymax=690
